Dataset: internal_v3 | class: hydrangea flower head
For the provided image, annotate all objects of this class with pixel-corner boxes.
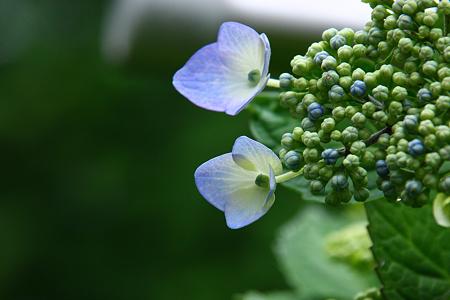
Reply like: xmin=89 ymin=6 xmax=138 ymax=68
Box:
xmin=194 ymin=136 xmax=282 ymax=229
xmin=173 ymin=22 xmax=271 ymax=116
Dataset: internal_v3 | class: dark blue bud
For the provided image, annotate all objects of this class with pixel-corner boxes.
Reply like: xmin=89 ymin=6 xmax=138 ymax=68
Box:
xmin=307 ymin=102 xmax=324 ymax=121
xmin=330 ymin=35 xmax=346 ymax=50
xmin=313 ymin=51 xmax=329 ymax=65
xmin=405 ymin=180 xmax=423 ymax=197
xmin=376 ymin=160 xmax=389 ymax=177
xmin=350 ymin=80 xmax=367 ymax=97
xmin=322 ymin=148 xmax=340 ymax=165
xmin=417 ymin=88 xmax=433 ymax=102
xmin=408 ymin=139 xmax=425 ymax=156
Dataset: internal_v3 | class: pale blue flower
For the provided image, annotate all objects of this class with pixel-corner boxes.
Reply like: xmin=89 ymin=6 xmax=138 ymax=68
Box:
xmin=194 ymin=136 xmax=282 ymax=229
xmin=173 ymin=22 xmax=271 ymax=116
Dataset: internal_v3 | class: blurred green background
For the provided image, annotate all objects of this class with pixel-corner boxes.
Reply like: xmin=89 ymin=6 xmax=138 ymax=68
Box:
xmin=0 ymin=1 xmax=318 ymax=299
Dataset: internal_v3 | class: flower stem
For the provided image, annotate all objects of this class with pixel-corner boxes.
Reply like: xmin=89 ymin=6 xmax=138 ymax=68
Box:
xmin=275 ymin=168 xmax=304 ymax=183
xmin=267 ymin=78 xmax=280 ymax=89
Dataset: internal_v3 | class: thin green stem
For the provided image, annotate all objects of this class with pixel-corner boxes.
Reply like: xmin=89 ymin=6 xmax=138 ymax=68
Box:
xmin=275 ymin=168 xmax=304 ymax=183
xmin=267 ymin=78 xmax=280 ymax=89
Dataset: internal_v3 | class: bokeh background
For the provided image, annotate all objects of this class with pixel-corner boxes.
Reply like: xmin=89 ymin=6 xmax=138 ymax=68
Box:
xmin=0 ymin=1 xmax=370 ymax=299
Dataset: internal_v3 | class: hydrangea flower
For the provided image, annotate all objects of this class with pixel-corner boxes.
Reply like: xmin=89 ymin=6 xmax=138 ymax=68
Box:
xmin=173 ymin=22 xmax=271 ymax=116
xmin=194 ymin=136 xmax=282 ymax=229
xmin=433 ymin=193 xmax=450 ymax=228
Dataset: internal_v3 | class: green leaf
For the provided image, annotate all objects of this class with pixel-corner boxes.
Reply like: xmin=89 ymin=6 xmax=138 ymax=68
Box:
xmin=275 ymin=205 xmax=378 ymax=299
xmin=248 ymin=92 xmax=299 ymax=151
xmin=365 ymin=200 xmax=450 ymax=300
xmin=236 ymin=291 xmax=299 ymax=300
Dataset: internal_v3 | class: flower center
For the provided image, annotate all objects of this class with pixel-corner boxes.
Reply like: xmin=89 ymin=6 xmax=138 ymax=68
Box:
xmin=255 ymin=173 xmax=269 ymax=188
xmin=247 ymin=69 xmax=261 ymax=86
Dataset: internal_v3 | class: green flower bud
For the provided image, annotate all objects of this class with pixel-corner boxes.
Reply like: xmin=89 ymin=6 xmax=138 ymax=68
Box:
xmin=354 ymin=188 xmax=370 ymax=202
xmin=429 ymin=82 xmax=442 ymax=98
xmin=397 ymin=14 xmax=415 ymax=30
xmin=378 ymin=133 xmax=390 ymax=147
xmin=292 ymin=127 xmax=304 ymax=141
xmin=362 ymin=102 xmax=376 ymax=117
xmin=379 ymin=64 xmax=394 ymax=81
xmin=302 ymin=93 xmax=318 ymax=107
xmin=351 ymin=112 xmax=366 ymax=128
xmin=303 ymin=163 xmax=320 ymax=180
xmin=372 ymin=85 xmax=389 ymax=102
xmin=404 ymin=59 xmax=418 ymax=73
xmin=372 ymin=5 xmax=388 ymax=20
xmin=436 ymin=95 xmax=450 ymax=112
xmin=303 ymin=147 xmax=320 ymax=163
xmin=425 ymin=152 xmax=441 ymax=169
xmin=318 ymin=165 xmax=334 ymax=181
xmin=391 ymin=86 xmax=408 ymax=101
xmin=345 ymin=106 xmax=358 ymax=118
xmin=291 ymin=56 xmax=314 ymax=76
xmin=384 ymin=15 xmax=397 ymax=30
xmin=402 ymin=0 xmax=417 ymax=14
xmin=364 ymin=72 xmax=378 ymax=89
xmin=393 ymin=72 xmax=408 ymax=86
xmin=280 ymin=91 xmax=300 ymax=108
xmin=361 ymin=150 xmax=376 ymax=166
xmin=423 ymin=10 xmax=438 ymax=27
xmin=332 ymin=106 xmax=346 ymax=121
xmin=388 ymin=101 xmax=403 ymax=116
xmin=392 ymin=28 xmax=406 ymax=43
xmin=398 ymin=37 xmax=414 ymax=53
xmin=336 ymin=63 xmax=352 ymax=76
xmin=422 ymin=60 xmax=438 ymax=76
xmin=419 ymin=46 xmax=434 ymax=61
xmin=418 ymin=120 xmax=435 ymax=136
xmin=321 ymin=117 xmax=336 ymax=133
xmin=436 ymin=126 xmax=450 ymax=143
xmin=306 ymin=43 xmax=323 ymax=57
xmin=373 ymin=111 xmax=388 ymax=124
xmin=350 ymin=141 xmax=366 ymax=156
xmin=439 ymin=0 xmax=450 ymax=14
xmin=310 ymin=180 xmax=325 ymax=194
xmin=423 ymin=174 xmax=438 ymax=189
xmin=301 ymin=118 xmax=316 ymax=132
xmin=322 ymin=56 xmax=338 ymax=71
xmin=438 ymin=67 xmax=450 ymax=81
xmin=418 ymin=25 xmax=430 ymax=39
xmin=351 ymin=167 xmax=368 ymax=186
xmin=302 ymin=131 xmax=321 ymax=148
xmin=281 ymin=133 xmax=297 ymax=149
xmin=337 ymin=45 xmax=353 ymax=61
xmin=442 ymin=77 xmax=450 ymax=92
xmin=424 ymin=134 xmax=436 ymax=148
xmin=328 ymin=85 xmax=345 ymax=102
xmin=429 ymin=28 xmax=443 ymax=41
xmin=440 ymin=176 xmax=450 ymax=194
xmin=368 ymin=27 xmax=385 ymax=45
xmin=339 ymin=28 xmax=354 ymax=43
xmin=436 ymin=37 xmax=450 ymax=53
xmin=322 ymin=28 xmax=338 ymax=42
xmin=342 ymin=126 xmax=359 ymax=144
xmin=343 ymin=154 xmax=360 ymax=170
xmin=352 ymin=68 xmax=366 ymax=81
xmin=293 ymin=77 xmax=308 ymax=91
xmin=420 ymin=108 xmax=435 ymax=120
xmin=354 ymin=30 xmax=368 ymax=44
xmin=322 ymin=70 xmax=340 ymax=87
xmin=331 ymin=130 xmax=342 ymax=141
xmin=308 ymin=79 xmax=318 ymax=93
xmin=339 ymin=76 xmax=353 ymax=90
xmin=353 ymin=44 xmax=367 ymax=58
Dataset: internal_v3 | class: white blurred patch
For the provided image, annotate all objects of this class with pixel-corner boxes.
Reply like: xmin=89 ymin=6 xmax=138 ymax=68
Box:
xmin=102 ymin=0 xmax=371 ymax=63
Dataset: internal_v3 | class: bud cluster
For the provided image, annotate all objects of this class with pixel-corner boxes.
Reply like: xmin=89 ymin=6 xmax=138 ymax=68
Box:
xmin=278 ymin=0 xmax=449 ymax=206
